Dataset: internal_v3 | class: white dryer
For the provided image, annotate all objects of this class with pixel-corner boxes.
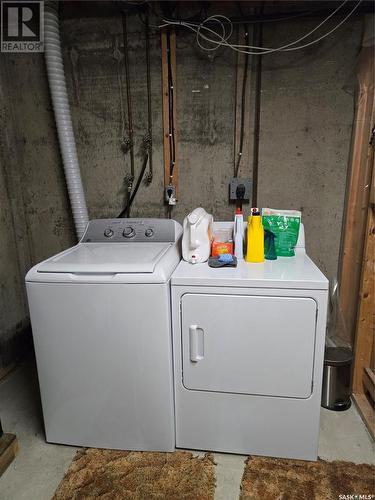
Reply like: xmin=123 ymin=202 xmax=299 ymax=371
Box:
xmin=171 ymin=223 xmax=328 ymax=460
xmin=26 ymin=218 xmax=182 ymax=451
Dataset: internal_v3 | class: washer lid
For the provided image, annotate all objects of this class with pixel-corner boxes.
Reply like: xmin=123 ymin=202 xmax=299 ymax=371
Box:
xmin=37 ymin=243 xmax=172 ymax=274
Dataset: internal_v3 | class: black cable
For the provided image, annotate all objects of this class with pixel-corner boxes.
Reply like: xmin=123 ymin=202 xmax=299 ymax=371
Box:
xmin=235 ymin=24 xmax=249 ymax=177
xmin=209 ymin=10 xmax=325 ymax=24
xmin=233 ymin=24 xmax=239 ymax=176
xmin=122 ymin=12 xmax=135 ymax=182
xmin=252 ymin=13 xmax=263 ymax=207
xmin=118 ymin=153 xmax=149 ymax=218
xmin=151 ymin=5 xmax=336 ymax=25
xmin=118 ymin=7 xmax=152 ymax=217
xmin=149 ymin=0 xmax=315 ymax=24
xmin=160 ymin=1 xmax=178 ymax=20
xmin=134 ymin=0 xmax=367 ymax=28
xmin=126 ymin=185 xmax=131 ymax=218
xmin=123 ymin=0 xmax=147 ymax=5
xmin=166 ymin=29 xmax=176 ymax=179
xmin=145 ymin=11 xmax=153 ymax=182
xmin=167 ymin=32 xmax=174 ymax=177
xmin=236 ymin=1 xmax=244 ymax=18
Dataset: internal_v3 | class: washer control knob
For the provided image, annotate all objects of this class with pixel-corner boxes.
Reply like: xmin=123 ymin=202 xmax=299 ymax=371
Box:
xmin=145 ymin=228 xmax=154 ymax=238
xmin=123 ymin=226 xmax=135 ymax=238
xmin=104 ymin=228 xmax=114 ymax=238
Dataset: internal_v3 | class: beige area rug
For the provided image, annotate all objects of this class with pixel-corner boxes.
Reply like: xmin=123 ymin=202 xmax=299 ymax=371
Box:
xmin=240 ymin=456 xmax=375 ymax=499
xmin=53 ymin=449 xmax=215 ymax=500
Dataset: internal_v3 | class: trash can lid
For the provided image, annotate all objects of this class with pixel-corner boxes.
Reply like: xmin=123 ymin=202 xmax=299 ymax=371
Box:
xmin=324 ymin=347 xmax=352 ymax=367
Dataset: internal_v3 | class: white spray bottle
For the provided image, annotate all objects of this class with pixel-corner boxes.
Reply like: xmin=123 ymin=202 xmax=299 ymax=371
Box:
xmin=234 ymin=207 xmax=244 ymax=260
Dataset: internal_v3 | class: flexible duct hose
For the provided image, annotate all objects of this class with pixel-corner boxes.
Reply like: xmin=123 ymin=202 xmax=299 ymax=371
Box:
xmin=44 ymin=2 xmax=88 ymax=239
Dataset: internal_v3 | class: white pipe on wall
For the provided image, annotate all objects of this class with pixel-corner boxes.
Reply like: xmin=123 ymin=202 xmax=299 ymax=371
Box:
xmin=44 ymin=2 xmax=89 ymax=239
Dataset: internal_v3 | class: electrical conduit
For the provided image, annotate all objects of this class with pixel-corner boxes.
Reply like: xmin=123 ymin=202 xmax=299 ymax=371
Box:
xmin=44 ymin=2 xmax=88 ymax=239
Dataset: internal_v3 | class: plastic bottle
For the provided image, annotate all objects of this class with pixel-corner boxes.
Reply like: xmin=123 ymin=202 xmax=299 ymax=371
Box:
xmin=234 ymin=207 xmax=244 ymax=259
xmin=264 ymin=229 xmax=277 ymax=260
xmin=245 ymin=209 xmax=264 ymax=263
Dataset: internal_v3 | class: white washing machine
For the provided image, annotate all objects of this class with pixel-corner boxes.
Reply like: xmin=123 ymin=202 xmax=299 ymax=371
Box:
xmin=26 ymin=218 xmax=182 ymax=451
xmin=171 ymin=223 xmax=328 ymax=460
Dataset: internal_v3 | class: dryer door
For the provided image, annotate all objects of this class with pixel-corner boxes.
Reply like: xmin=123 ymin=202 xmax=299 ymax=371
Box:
xmin=181 ymin=293 xmax=317 ymax=399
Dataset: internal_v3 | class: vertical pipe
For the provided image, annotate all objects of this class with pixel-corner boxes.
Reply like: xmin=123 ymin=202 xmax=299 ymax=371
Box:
xmin=44 ymin=2 xmax=88 ymax=239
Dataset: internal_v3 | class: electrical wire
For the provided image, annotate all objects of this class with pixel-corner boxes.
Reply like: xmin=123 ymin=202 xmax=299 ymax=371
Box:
xmin=159 ymin=0 xmax=362 ymax=56
xmin=194 ymin=15 xmax=233 ymax=52
xmin=233 ymin=24 xmax=239 ymax=176
xmin=121 ymin=12 xmax=135 ymax=181
xmin=114 ymin=38 xmax=126 ymax=140
xmin=252 ymin=16 xmax=263 ymax=208
xmin=145 ymin=0 xmax=329 ymax=26
xmin=126 ymin=185 xmax=131 ymax=217
xmin=167 ymin=29 xmax=176 ymax=180
xmin=145 ymin=11 xmax=153 ymax=183
xmin=118 ymin=5 xmax=153 ymax=218
xmin=118 ymin=153 xmax=149 ymax=218
xmin=125 ymin=1 xmax=147 ymax=5
xmin=281 ymin=1 xmax=362 ymax=52
xmin=235 ymin=25 xmax=249 ymax=177
xmin=237 ymin=10 xmax=329 ymax=25
xmin=193 ymin=1 xmax=348 ymax=53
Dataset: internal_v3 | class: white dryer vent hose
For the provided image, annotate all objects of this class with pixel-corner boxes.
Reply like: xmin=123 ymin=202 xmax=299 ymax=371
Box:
xmin=44 ymin=2 xmax=89 ymax=239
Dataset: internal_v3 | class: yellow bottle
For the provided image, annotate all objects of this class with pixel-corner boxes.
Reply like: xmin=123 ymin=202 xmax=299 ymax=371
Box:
xmin=245 ymin=210 xmax=264 ymax=263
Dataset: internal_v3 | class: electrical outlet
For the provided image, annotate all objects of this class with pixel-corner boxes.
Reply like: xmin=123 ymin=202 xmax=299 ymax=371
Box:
xmin=229 ymin=177 xmax=251 ymax=202
xmin=165 ymin=185 xmax=177 ymax=205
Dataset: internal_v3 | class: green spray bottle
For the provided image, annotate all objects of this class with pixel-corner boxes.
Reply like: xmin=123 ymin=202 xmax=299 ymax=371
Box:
xmin=264 ymin=229 xmax=277 ymax=260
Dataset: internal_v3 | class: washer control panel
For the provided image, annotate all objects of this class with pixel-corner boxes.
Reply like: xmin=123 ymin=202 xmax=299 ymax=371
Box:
xmin=81 ymin=219 xmax=177 ymax=243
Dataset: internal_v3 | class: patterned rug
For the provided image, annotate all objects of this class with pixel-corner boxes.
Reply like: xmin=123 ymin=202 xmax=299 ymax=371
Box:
xmin=240 ymin=456 xmax=375 ymax=499
xmin=53 ymin=449 xmax=215 ymax=500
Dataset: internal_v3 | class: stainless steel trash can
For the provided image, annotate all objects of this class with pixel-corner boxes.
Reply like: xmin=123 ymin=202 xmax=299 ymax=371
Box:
xmin=321 ymin=347 xmax=352 ymax=411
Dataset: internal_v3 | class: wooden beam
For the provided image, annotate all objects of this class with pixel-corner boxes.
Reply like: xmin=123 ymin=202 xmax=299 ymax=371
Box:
xmin=338 ymin=44 xmax=374 ymax=345
xmin=0 ymin=363 xmax=15 ymax=382
xmin=363 ymin=368 xmax=375 ymax=403
xmin=352 ymin=167 xmax=374 ymax=395
xmin=0 ymin=433 xmax=18 ymax=477
xmin=161 ymin=29 xmax=178 ymax=202
xmin=352 ymin=393 xmax=375 ymax=441
xmin=351 ymin=162 xmax=374 ymax=440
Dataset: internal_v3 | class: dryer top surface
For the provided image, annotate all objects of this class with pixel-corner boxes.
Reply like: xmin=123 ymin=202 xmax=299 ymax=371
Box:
xmin=171 ymin=252 xmax=328 ymax=290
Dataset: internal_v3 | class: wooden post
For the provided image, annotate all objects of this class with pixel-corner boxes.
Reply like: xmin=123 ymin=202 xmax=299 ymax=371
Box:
xmin=352 ymin=167 xmax=374 ymax=440
xmin=161 ymin=29 xmax=178 ymax=201
xmin=338 ymin=43 xmax=374 ymax=346
xmin=0 ymin=419 xmax=18 ymax=476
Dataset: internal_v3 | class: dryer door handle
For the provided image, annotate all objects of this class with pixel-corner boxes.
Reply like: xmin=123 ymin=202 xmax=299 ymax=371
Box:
xmin=189 ymin=325 xmax=204 ymax=362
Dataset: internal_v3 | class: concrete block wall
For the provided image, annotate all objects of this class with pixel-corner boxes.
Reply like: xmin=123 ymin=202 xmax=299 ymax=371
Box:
xmin=0 ymin=9 xmax=363 ymax=367
xmin=259 ymin=16 xmax=362 ymax=281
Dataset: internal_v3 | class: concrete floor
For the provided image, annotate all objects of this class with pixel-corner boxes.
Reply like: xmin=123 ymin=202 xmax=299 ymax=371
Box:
xmin=0 ymin=357 xmax=373 ymax=500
